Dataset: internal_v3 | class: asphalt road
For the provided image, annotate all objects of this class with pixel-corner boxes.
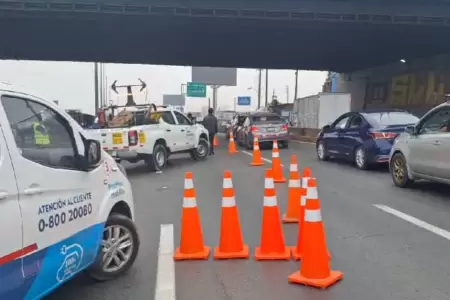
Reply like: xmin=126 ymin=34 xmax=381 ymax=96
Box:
xmin=47 ymin=136 xmax=450 ymax=300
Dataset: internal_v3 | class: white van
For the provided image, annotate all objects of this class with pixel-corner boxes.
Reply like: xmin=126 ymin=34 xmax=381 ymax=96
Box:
xmin=0 ymin=83 xmax=140 ymax=299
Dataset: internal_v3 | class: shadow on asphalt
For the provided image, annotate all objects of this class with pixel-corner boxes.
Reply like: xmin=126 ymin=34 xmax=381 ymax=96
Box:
xmin=318 ymin=158 xmax=390 ymax=174
xmin=123 ymin=155 xmax=200 ymax=177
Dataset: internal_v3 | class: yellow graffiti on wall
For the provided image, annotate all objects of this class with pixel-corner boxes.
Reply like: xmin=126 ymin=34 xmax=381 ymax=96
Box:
xmin=389 ymin=72 xmax=446 ymax=108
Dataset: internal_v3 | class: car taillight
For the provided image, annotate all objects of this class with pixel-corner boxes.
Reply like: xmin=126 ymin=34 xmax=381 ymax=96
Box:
xmin=281 ymin=124 xmax=288 ymax=130
xmin=128 ymin=130 xmax=138 ymax=146
xmin=250 ymin=126 xmax=258 ymax=132
xmin=369 ymin=132 xmax=398 ymax=139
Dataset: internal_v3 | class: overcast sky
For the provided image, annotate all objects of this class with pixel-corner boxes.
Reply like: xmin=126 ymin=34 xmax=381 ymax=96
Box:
xmin=0 ymin=60 xmax=327 ymax=115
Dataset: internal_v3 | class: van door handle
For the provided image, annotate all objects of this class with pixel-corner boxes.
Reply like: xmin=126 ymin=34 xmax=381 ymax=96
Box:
xmin=166 ymin=129 xmax=171 ymax=132
xmin=433 ymin=141 xmax=441 ymax=146
xmin=0 ymin=192 xmax=8 ymax=200
xmin=24 ymin=187 xmax=43 ymax=195
xmin=181 ymin=129 xmax=185 ymax=132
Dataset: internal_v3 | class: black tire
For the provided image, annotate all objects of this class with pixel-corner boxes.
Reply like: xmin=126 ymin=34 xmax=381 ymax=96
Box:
xmin=86 ymin=214 xmax=140 ymax=282
xmin=191 ymin=138 xmax=209 ymax=160
xmin=354 ymin=146 xmax=369 ymax=170
xmin=316 ymin=141 xmax=329 ymax=161
xmin=390 ymin=152 xmax=413 ymax=188
xmin=146 ymin=143 xmax=168 ymax=171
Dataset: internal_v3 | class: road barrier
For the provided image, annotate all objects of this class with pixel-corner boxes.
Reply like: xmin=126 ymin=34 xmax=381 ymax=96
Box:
xmin=174 ymin=141 xmax=343 ymax=289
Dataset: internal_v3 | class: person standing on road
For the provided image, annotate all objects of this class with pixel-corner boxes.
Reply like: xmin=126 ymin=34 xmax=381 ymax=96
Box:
xmin=202 ymin=107 xmax=218 ymax=155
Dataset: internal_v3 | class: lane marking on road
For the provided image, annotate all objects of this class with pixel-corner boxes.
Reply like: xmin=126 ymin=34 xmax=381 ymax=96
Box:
xmin=240 ymin=150 xmax=284 ymax=167
xmin=155 ymin=224 xmax=176 ymax=300
xmin=374 ymin=204 xmax=450 ymax=241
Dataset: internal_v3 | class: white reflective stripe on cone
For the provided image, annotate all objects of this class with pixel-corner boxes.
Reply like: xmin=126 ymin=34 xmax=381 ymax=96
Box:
xmin=223 ymin=178 xmax=233 ymax=188
xmin=222 ymin=196 xmax=236 ymax=207
xmin=306 ymin=187 xmax=318 ymax=199
xmin=301 ymin=177 xmax=310 ymax=187
xmin=264 ymin=178 xmax=275 ymax=189
xmin=305 ymin=209 xmax=322 ymax=222
xmin=272 ymin=152 xmax=279 ymax=158
xmin=263 ymin=195 xmax=277 ymax=207
xmin=273 ymin=143 xmax=278 ymax=149
xmin=290 ymin=164 xmax=298 ymax=172
xmin=254 ymin=146 xmax=260 ymax=150
xmin=183 ymin=197 xmax=197 ymax=208
xmin=184 ymin=179 xmax=194 ymax=189
xmin=289 ymin=179 xmax=301 ymax=187
xmin=300 ymin=195 xmax=307 ymax=206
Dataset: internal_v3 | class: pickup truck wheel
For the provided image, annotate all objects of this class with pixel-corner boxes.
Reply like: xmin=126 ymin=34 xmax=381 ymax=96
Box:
xmin=86 ymin=213 xmax=140 ymax=282
xmin=191 ymin=138 xmax=209 ymax=160
xmin=147 ymin=143 xmax=168 ymax=171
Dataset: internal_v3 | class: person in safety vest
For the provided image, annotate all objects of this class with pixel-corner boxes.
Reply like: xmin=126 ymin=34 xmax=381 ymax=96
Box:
xmin=33 ymin=122 xmax=50 ymax=145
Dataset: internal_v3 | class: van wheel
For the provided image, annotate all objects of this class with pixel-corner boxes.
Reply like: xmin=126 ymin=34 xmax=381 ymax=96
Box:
xmin=87 ymin=214 xmax=140 ymax=282
xmin=191 ymin=138 xmax=209 ymax=160
xmin=146 ymin=143 xmax=168 ymax=171
xmin=354 ymin=146 xmax=369 ymax=170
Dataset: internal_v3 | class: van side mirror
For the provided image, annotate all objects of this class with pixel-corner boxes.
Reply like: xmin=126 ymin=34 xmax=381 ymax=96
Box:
xmin=322 ymin=124 xmax=331 ymax=131
xmin=85 ymin=139 xmax=101 ymax=167
xmin=405 ymin=125 xmax=416 ymax=135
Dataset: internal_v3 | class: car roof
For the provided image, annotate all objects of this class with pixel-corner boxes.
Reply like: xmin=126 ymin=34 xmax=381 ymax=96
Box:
xmin=359 ymin=108 xmax=408 ymax=114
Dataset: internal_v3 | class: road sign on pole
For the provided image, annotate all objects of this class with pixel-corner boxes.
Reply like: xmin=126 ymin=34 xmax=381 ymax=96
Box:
xmin=186 ymin=82 xmax=207 ymax=97
xmin=237 ymin=96 xmax=251 ymax=106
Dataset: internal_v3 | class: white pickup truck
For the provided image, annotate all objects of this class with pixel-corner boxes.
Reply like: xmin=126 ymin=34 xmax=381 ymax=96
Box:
xmin=85 ymin=104 xmax=210 ymax=171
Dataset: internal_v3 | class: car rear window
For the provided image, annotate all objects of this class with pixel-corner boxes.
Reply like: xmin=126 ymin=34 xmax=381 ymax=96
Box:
xmin=365 ymin=112 xmax=419 ymax=127
xmin=252 ymin=115 xmax=281 ymax=122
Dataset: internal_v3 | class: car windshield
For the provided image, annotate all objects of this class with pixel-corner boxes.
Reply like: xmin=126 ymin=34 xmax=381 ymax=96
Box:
xmin=365 ymin=112 xmax=419 ymax=127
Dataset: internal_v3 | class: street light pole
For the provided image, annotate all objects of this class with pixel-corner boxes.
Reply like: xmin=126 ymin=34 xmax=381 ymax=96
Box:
xmin=94 ymin=62 xmax=99 ymax=113
xmin=294 ymin=69 xmax=298 ymax=102
xmin=257 ymin=69 xmax=262 ymax=109
xmin=265 ymin=69 xmax=269 ymax=107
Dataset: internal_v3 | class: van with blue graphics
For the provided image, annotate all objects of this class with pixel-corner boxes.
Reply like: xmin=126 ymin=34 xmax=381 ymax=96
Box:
xmin=0 ymin=83 xmax=140 ymax=299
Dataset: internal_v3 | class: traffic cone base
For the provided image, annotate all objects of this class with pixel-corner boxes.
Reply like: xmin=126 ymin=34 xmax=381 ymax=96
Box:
xmin=174 ymin=246 xmax=210 ymax=260
xmin=214 ymin=244 xmax=249 ymax=260
xmin=254 ymin=247 xmax=291 ymax=260
xmin=282 ymin=214 xmax=299 ymax=223
xmin=288 ymin=270 xmax=343 ymax=289
xmin=250 ymin=161 xmax=264 ymax=166
xmin=291 ymin=247 xmax=331 ymax=261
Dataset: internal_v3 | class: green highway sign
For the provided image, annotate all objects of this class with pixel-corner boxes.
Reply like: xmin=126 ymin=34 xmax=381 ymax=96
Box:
xmin=186 ymin=82 xmax=207 ymax=97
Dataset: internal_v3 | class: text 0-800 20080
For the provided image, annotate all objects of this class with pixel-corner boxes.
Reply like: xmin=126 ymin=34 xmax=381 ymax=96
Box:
xmin=38 ymin=204 xmax=93 ymax=232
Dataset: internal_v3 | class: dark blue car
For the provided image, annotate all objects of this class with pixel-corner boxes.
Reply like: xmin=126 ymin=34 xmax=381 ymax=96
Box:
xmin=316 ymin=109 xmax=419 ymax=170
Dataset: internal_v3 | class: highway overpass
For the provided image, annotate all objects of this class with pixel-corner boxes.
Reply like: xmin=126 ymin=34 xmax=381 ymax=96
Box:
xmin=1 ymin=0 xmax=450 ymax=71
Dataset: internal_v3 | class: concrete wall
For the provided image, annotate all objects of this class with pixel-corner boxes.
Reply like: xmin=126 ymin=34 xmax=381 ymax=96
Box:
xmin=332 ymin=53 xmax=450 ymax=117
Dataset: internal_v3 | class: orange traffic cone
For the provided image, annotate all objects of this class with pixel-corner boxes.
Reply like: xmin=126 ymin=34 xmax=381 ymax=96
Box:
xmin=174 ymin=172 xmax=210 ymax=260
xmin=288 ymin=178 xmax=342 ymax=289
xmin=214 ymin=171 xmax=249 ymax=259
xmin=292 ymin=175 xmax=331 ymax=260
xmin=255 ymin=169 xmax=291 ymax=260
xmin=213 ymin=135 xmax=219 ymax=147
xmin=249 ymin=137 xmax=264 ymax=166
xmin=271 ymin=140 xmax=286 ymax=183
xmin=282 ymin=155 xmax=301 ymax=223
xmin=228 ymin=132 xmax=238 ymax=154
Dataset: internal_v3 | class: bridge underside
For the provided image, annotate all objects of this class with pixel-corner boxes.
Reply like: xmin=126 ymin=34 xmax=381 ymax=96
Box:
xmin=1 ymin=9 xmax=450 ymax=72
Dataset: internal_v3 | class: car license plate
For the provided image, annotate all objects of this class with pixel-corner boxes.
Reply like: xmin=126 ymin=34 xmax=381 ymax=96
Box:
xmin=112 ymin=133 xmax=123 ymax=145
xmin=266 ymin=127 xmax=275 ymax=132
